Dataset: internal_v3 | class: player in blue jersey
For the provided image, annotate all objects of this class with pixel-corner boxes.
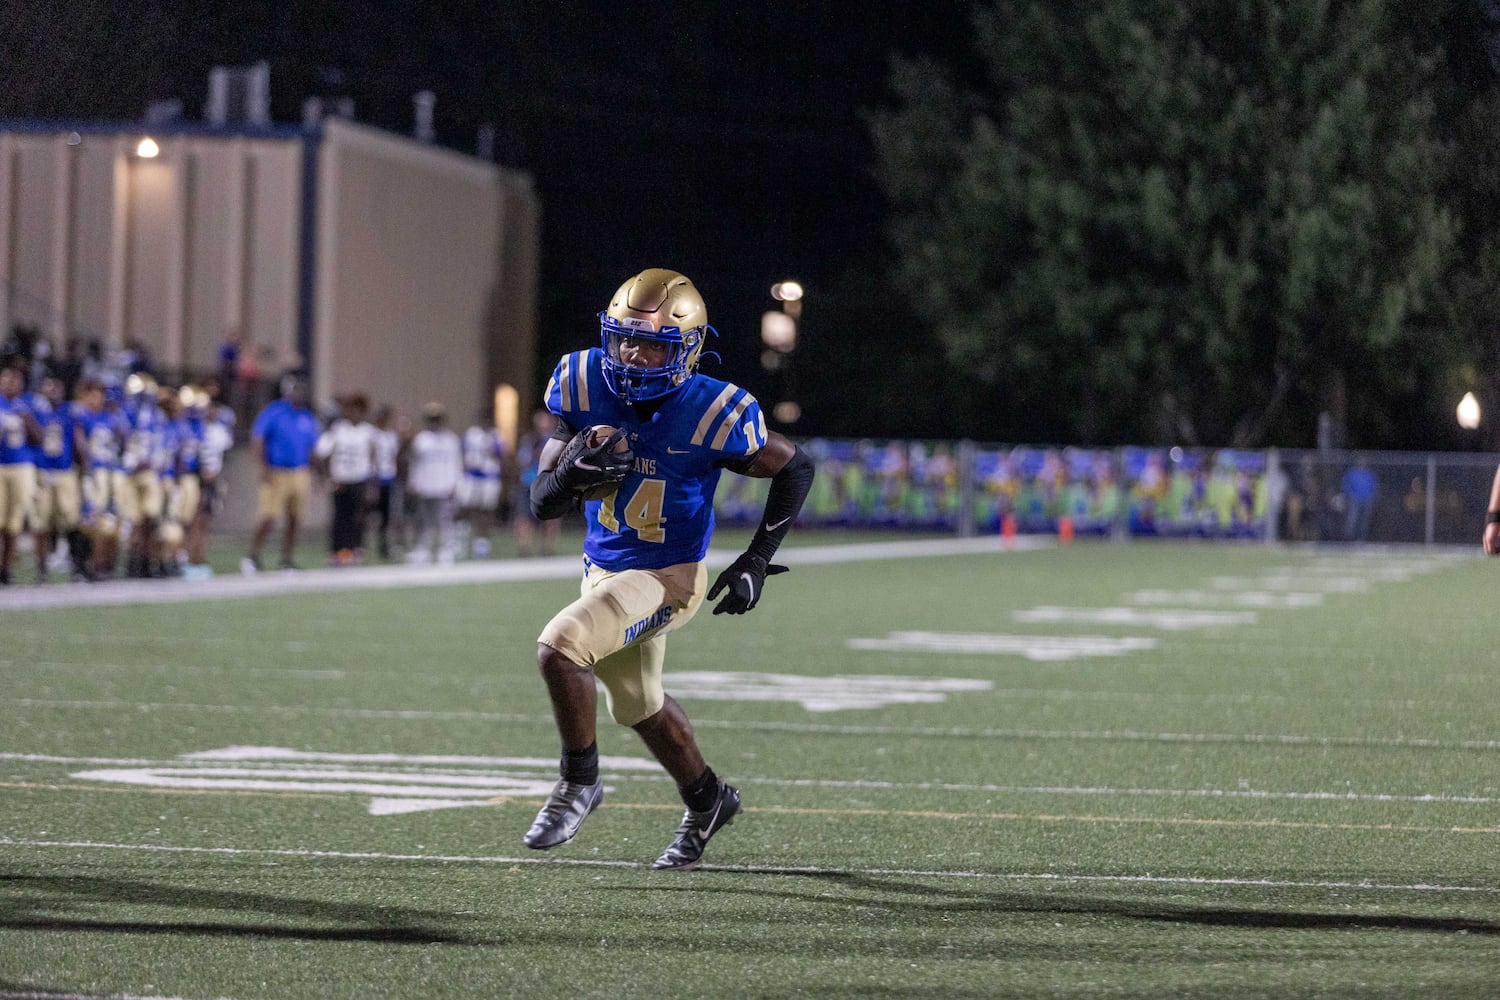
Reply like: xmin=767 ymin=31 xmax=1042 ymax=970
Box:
xmin=75 ymin=379 xmax=128 ymax=579
xmin=522 ymin=268 xmax=815 ymax=870
xmin=28 ymin=374 xmax=87 ymax=582
xmin=0 ymin=364 xmax=41 ymax=585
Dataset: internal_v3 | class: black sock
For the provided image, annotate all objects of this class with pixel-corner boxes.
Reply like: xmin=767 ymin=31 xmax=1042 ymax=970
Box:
xmin=561 ymin=742 xmax=599 ymax=785
xmin=680 ymin=766 xmax=719 ymax=813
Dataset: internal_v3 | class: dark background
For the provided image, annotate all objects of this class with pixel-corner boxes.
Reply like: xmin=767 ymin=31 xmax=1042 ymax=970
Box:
xmin=1 ymin=2 xmax=977 ymax=437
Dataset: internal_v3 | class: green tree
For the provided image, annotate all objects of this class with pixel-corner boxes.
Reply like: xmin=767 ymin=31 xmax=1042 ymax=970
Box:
xmin=872 ymin=0 xmax=1454 ymax=446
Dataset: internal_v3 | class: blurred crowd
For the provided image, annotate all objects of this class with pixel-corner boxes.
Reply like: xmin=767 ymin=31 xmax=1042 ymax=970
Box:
xmin=0 ymin=325 xmax=562 ymax=587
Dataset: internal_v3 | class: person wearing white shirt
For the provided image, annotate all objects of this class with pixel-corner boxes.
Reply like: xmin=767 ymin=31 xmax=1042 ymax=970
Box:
xmin=185 ymin=398 xmax=235 ymax=577
xmin=459 ymin=412 xmax=504 ymax=558
xmin=406 ymin=401 xmax=462 ymax=564
xmin=314 ymin=393 xmax=377 ymax=565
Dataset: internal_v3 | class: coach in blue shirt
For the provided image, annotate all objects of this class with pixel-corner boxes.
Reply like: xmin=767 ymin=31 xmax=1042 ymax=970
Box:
xmin=244 ymin=374 xmax=320 ymax=572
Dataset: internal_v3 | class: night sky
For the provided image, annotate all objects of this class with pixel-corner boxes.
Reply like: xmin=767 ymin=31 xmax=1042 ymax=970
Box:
xmin=3 ymin=2 xmax=977 ymax=428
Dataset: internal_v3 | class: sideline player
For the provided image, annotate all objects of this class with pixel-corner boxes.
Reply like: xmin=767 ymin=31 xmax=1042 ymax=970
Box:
xmin=29 ymin=374 xmax=86 ymax=581
xmin=0 ymin=365 xmax=39 ymax=585
xmin=524 ymin=268 xmax=814 ymax=870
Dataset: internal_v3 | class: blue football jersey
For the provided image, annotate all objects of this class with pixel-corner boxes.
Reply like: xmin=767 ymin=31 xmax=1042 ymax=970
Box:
xmin=0 ymin=394 xmax=34 ymax=465
xmin=78 ymin=406 xmax=127 ymax=472
xmin=30 ymin=395 xmax=77 ymax=471
xmin=546 ymin=347 xmax=768 ymax=571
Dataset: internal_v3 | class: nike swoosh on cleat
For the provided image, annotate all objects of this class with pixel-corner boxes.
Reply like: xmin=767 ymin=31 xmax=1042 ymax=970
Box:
xmin=765 ymin=517 xmax=790 ymax=531
xmin=695 ymin=801 xmax=723 ymax=838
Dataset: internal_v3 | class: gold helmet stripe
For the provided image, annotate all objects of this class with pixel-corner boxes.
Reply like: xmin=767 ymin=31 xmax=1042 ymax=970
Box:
xmin=690 ymin=385 xmax=739 ymax=446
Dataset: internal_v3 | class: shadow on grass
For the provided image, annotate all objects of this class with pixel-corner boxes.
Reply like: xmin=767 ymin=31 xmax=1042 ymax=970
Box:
xmin=0 ymin=871 xmax=488 ymax=946
xmin=636 ymin=869 xmax=1500 ymax=937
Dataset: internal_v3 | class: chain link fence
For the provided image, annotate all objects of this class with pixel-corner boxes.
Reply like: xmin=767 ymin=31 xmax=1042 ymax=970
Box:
xmin=715 ymin=439 xmax=1497 ymax=547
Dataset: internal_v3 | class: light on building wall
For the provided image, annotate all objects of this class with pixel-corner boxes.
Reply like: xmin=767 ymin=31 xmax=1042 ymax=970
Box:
xmin=1458 ymin=391 xmax=1481 ymax=430
xmin=135 ymin=137 xmax=160 ymax=158
xmin=494 ymin=383 xmax=519 ymax=455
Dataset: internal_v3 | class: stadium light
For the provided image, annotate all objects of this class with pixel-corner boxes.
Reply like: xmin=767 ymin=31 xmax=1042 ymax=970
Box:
xmin=1458 ymin=391 xmax=1481 ymax=430
xmin=770 ymin=281 xmax=803 ymax=302
xmin=135 ymin=137 xmax=160 ymax=158
xmin=761 ymin=310 xmax=797 ymax=353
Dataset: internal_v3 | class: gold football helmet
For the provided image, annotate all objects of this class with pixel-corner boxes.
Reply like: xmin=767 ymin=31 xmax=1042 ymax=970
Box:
xmin=599 ymin=268 xmax=716 ymax=402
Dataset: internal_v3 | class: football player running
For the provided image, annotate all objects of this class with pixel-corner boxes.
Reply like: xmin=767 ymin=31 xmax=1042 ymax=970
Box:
xmin=524 ymin=268 xmax=815 ymax=870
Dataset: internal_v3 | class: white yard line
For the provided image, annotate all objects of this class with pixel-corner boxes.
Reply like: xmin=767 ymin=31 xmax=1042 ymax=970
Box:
xmin=9 ymin=697 xmax=1500 ymax=750
xmin=2 ymin=837 xmax=1495 ymax=894
xmin=0 ymin=537 xmax=1052 ymax=611
xmin=6 ymin=752 xmax=1500 ymax=806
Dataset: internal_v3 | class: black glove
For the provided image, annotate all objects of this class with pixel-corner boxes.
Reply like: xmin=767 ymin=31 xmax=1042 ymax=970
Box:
xmin=554 ymin=426 xmax=634 ymax=498
xmin=708 ymin=552 xmax=789 ymax=615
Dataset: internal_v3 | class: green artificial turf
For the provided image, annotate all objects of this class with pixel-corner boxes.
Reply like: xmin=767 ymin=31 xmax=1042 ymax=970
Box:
xmin=2 ymin=539 xmax=1498 ymax=998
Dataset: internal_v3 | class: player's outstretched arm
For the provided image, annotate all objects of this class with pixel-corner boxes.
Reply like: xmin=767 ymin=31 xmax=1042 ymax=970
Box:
xmin=1484 ymin=463 xmax=1500 ymax=555
xmin=709 ymin=432 xmax=815 ymax=615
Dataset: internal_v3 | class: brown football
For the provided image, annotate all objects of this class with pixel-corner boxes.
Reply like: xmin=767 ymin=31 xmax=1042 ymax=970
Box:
xmin=577 ymin=425 xmax=632 ymax=500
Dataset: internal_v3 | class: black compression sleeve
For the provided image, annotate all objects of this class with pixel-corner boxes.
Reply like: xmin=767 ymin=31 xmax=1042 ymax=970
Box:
xmin=530 ymin=468 xmax=576 ymax=520
xmin=745 ymin=445 xmax=815 ymax=563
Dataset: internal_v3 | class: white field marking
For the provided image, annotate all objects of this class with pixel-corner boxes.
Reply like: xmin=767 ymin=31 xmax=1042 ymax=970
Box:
xmin=9 ymin=669 xmax=995 ymax=716
xmin=69 ymin=746 xmax=667 ymax=816
xmin=179 ymin=745 xmax=664 ymax=770
xmin=3 ymin=837 xmax=1497 ymax=894
xmin=10 ymin=750 xmax=1500 ymax=807
xmin=848 ymin=631 xmax=1157 ymax=661
xmin=1013 ymin=607 xmax=1257 ymax=630
xmin=1209 ymin=575 xmax=1370 ymax=593
xmin=11 ymin=660 xmax=349 ymax=680
xmin=0 ymin=993 xmax=219 ymax=1000
xmin=1125 ymin=589 xmax=1325 ymax=608
xmin=14 ymin=699 xmax=1500 ymax=750
xmin=663 ymin=672 xmax=992 ymax=711
xmin=745 ymin=777 xmax=1500 ymax=806
xmin=0 ymin=536 xmax=1052 ymax=612
xmin=10 ymin=697 xmax=541 ymax=724
xmin=69 ymin=765 xmax=569 ymax=804
xmin=1267 ymin=565 xmax=1429 ymax=582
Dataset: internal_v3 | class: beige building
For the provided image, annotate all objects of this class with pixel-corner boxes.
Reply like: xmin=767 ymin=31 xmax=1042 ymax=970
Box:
xmin=0 ymin=115 xmax=540 ymax=433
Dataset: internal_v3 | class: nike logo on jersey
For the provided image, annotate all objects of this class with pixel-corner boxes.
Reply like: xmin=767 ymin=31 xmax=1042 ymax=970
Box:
xmin=667 ymin=447 xmax=690 ymax=454
xmin=765 ymin=517 xmax=791 ymax=532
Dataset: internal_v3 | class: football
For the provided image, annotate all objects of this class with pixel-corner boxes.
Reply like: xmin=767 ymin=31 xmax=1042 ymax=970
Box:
xmin=577 ymin=425 xmax=632 ymax=500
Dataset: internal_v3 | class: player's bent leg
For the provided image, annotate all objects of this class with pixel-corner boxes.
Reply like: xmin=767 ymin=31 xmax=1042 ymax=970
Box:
xmin=524 ymin=641 xmax=605 ymax=850
xmin=522 ymin=775 xmax=604 ymax=850
xmin=652 ymin=776 xmax=741 ymax=872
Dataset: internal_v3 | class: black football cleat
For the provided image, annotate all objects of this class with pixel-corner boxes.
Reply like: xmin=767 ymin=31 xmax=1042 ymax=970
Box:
xmin=523 ymin=778 xmax=605 ymax=850
xmin=652 ymin=781 xmax=741 ymax=871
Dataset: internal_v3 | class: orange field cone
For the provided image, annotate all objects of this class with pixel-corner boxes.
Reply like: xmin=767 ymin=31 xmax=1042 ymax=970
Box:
xmin=1057 ymin=514 xmax=1074 ymax=545
xmin=1001 ymin=513 xmax=1017 ymax=550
